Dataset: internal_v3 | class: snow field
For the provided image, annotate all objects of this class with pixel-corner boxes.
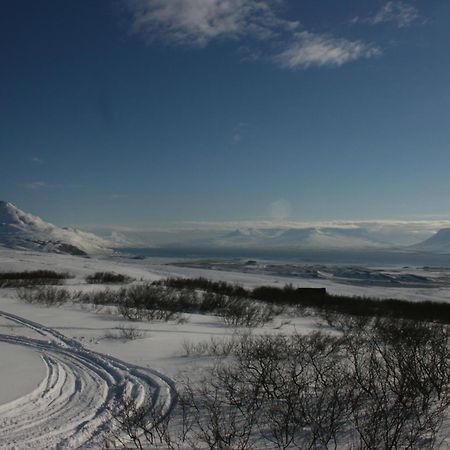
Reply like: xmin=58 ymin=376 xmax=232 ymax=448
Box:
xmin=0 ymin=310 xmax=175 ymax=449
xmin=1 ymin=247 xmax=450 ymax=448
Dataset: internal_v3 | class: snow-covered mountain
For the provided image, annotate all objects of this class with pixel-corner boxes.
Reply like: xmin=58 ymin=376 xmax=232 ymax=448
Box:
xmin=411 ymin=228 xmax=450 ymax=253
xmin=0 ymin=201 xmax=112 ymax=256
xmin=169 ymin=226 xmax=394 ymax=250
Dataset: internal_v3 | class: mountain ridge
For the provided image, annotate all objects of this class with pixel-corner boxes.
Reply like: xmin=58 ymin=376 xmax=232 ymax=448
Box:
xmin=411 ymin=228 xmax=450 ymax=253
xmin=0 ymin=201 xmax=112 ymax=256
xmin=163 ymin=226 xmax=396 ymax=250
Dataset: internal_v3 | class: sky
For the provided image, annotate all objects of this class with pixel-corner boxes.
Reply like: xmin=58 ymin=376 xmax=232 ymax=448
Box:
xmin=1 ymin=0 xmax=450 ymax=229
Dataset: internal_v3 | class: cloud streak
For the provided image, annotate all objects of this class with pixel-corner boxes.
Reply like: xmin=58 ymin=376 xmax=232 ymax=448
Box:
xmin=31 ymin=156 xmax=44 ymax=165
xmin=354 ymin=1 xmax=420 ymax=28
xmin=21 ymin=181 xmax=48 ymax=190
xmin=125 ymin=0 xmax=381 ymax=69
xmin=21 ymin=181 xmax=84 ymax=190
xmin=276 ymin=32 xmax=381 ymax=69
xmin=126 ymin=0 xmax=299 ymax=47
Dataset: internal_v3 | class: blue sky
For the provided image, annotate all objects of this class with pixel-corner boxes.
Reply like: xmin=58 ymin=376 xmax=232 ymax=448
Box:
xmin=1 ymin=0 xmax=450 ymax=227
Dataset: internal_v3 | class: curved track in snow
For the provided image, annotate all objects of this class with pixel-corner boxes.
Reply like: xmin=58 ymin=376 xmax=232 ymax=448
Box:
xmin=0 ymin=310 xmax=176 ymax=449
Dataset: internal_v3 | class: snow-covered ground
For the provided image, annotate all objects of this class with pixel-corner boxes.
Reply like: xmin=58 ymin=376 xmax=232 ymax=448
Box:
xmin=0 ymin=340 xmax=45 ymax=404
xmin=0 ymin=248 xmax=318 ymax=448
xmin=1 ymin=247 xmax=450 ymax=448
xmin=0 ymin=308 xmax=175 ymax=449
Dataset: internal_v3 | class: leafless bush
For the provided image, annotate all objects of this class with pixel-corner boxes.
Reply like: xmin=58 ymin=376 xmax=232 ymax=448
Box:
xmin=73 ymin=288 xmax=120 ymax=306
xmin=104 ymin=325 xmax=144 ymax=341
xmin=346 ymin=319 xmax=450 ymax=449
xmin=0 ymin=270 xmax=72 ymax=288
xmin=220 ymin=297 xmax=276 ymax=327
xmin=319 ymin=309 xmax=373 ymax=333
xmin=181 ymin=334 xmax=248 ymax=357
xmin=86 ymin=272 xmax=134 ymax=284
xmin=110 ymin=320 xmax=450 ymax=449
xmin=17 ymin=286 xmax=72 ymax=306
xmin=105 ymin=394 xmax=174 ymax=449
xmin=118 ymin=303 xmax=180 ymax=322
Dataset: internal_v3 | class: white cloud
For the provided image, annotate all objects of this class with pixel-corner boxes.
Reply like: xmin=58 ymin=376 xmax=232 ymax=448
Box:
xmin=357 ymin=1 xmax=420 ymax=28
xmin=126 ymin=0 xmax=299 ymax=47
xmin=22 ymin=181 xmax=48 ymax=190
xmin=31 ymin=156 xmax=44 ymax=165
xmin=84 ymin=219 xmax=450 ymax=247
xmin=124 ymin=0 xmax=384 ymax=70
xmin=276 ymin=32 xmax=381 ymax=69
xmin=21 ymin=181 xmax=84 ymax=190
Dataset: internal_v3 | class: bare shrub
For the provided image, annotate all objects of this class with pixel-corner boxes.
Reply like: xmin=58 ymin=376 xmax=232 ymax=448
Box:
xmin=0 ymin=270 xmax=72 ymax=287
xmin=109 ymin=320 xmax=450 ymax=449
xmin=346 ymin=319 xmax=450 ymax=449
xmin=17 ymin=286 xmax=71 ymax=306
xmin=181 ymin=334 xmax=246 ymax=357
xmin=104 ymin=325 xmax=144 ymax=341
xmin=86 ymin=272 xmax=134 ymax=284
xmin=116 ymin=284 xmax=180 ymax=322
xmin=220 ymin=297 xmax=275 ymax=327
xmin=73 ymin=288 xmax=120 ymax=306
xmin=105 ymin=394 xmax=174 ymax=449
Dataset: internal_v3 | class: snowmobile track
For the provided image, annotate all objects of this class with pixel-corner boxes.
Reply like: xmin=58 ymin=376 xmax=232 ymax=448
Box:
xmin=0 ymin=310 xmax=176 ymax=449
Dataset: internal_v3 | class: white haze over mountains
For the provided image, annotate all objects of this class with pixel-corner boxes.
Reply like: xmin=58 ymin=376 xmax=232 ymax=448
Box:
xmin=89 ymin=220 xmax=450 ymax=251
xmin=2 ymin=200 xmax=450 ymax=254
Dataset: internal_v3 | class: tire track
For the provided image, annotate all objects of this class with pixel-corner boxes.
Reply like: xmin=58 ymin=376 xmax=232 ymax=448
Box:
xmin=0 ymin=310 xmax=176 ymax=449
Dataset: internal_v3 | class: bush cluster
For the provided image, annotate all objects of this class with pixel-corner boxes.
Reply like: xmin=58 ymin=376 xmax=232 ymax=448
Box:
xmin=109 ymin=319 xmax=450 ymax=449
xmin=17 ymin=283 xmax=274 ymax=326
xmin=17 ymin=286 xmax=72 ymax=306
xmin=156 ymin=277 xmax=248 ymax=297
xmin=158 ymin=277 xmax=450 ymax=324
xmin=0 ymin=270 xmax=71 ymax=288
xmin=16 ymin=275 xmax=450 ymax=326
xmin=85 ymin=272 xmax=134 ymax=284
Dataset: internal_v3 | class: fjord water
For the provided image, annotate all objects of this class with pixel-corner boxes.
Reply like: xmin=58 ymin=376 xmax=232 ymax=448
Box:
xmin=120 ymin=247 xmax=450 ymax=268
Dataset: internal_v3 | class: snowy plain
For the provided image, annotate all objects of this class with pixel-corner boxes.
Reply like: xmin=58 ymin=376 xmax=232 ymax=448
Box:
xmin=1 ymin=247 xmax=450 ymax=448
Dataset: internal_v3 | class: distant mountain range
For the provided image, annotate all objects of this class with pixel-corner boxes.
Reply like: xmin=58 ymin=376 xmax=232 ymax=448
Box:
xmin=2 ymin=201 xmax=450 ymax=256
xmin=173 ymin=226 xmax=393 ymax=250
xmin=410 ymin=228 xmax=450 ymax=253
xmin=162 ymin=226 xmax=450 ymax=254
xmin=0 ymin=201 xmax=112 ymax=256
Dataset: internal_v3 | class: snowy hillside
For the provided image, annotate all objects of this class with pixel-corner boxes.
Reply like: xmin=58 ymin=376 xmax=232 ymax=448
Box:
xmin=411 ymin=228 xmax=450 ymax=253
xmin=0 ymin=201 xmax=112 ymax=256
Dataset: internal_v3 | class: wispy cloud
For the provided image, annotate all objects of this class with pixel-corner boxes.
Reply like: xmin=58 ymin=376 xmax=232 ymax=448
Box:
xmin=21 ymin=181 xmax=84 ymax=190
xmin=276 ymin=32 xmax=381 ymax=69
xmin=84 ymin=219 xmax=450 ymax=247
xmin=124 ymin=0 xmax=380 ymax=69
xmin=21 ymin=181 xmax=48 ymax=190
xmin=354 ymin=1 xmax=420 ymax=28
xmin=31 ymin=156 xmax=44 ymax=165
xmin=126 ymin=0 xmax=299 ymax=47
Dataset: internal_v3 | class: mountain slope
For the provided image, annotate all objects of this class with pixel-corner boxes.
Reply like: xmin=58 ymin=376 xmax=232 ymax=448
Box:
xmin=168 ymin=226 xmax=393 ymax=250
xmin=0 ymin=201 xmax=112 ymax=256
xmin=411 ymin=228 xmax=450 ymax=253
